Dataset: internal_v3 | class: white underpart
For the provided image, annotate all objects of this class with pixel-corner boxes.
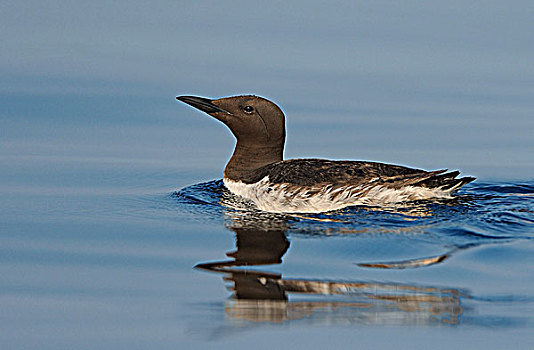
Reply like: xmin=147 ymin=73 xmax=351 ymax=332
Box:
xmin=223 ymin=177 xmax=454 ymax=214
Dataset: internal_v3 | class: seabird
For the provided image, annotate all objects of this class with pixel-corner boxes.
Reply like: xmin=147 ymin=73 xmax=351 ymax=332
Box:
xmin=176 ymin=95 xmax=475 ymax=213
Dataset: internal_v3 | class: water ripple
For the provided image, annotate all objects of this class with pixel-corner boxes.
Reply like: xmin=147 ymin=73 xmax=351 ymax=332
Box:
xmin=172 ymin=180 xmax=534 ymax=242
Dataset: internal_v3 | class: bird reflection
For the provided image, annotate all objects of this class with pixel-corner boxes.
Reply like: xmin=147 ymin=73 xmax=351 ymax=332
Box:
xmin=195 ymin=209 xmax=470 ymax=326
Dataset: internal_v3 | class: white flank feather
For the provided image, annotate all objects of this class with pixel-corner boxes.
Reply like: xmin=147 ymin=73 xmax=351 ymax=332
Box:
xmin=223 ymin=177 xmax=453 ymax=213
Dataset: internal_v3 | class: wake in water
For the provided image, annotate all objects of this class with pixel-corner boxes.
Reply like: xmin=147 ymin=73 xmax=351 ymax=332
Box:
xmin=173 ymin=179 xmax=534 ymax=240
xmin=172 ymin=179 xmax=534 ymax=271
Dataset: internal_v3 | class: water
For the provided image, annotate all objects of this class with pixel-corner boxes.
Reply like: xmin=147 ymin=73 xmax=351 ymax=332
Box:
xmin=2 ymin=1 xmax=534 ymax=349
xmin=2 ymin=121 xmax=533 ymax=350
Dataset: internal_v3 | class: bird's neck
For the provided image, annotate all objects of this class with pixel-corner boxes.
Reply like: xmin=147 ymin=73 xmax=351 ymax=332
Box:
xmin=224 ymin=141 xmax=284 ymax=180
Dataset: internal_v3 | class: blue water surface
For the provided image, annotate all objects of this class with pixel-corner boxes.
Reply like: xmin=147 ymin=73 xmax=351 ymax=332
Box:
xmin=1 ymin=1 xmax=534 ymax=349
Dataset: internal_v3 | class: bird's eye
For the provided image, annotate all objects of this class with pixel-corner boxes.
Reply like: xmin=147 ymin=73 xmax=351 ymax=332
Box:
xmin=243 ymin=105 xmax=254 ymax=114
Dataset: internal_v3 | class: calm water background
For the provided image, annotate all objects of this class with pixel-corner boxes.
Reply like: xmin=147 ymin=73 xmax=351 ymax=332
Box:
xmin=1 ymin=1 xmax=534 ymax=349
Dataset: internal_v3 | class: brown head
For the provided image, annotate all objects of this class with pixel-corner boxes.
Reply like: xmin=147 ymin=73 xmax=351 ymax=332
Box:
xmin=176 ymin=95 xmax=286 ymax=179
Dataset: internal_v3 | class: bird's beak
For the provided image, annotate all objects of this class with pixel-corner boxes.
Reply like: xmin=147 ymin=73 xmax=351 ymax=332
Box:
xmin=176 ymin=96 xmax=228 ymax=114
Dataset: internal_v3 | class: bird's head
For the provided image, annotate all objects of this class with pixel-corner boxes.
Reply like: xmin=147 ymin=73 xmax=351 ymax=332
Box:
xmin=176 ymin=95 xmax=285 ymax=147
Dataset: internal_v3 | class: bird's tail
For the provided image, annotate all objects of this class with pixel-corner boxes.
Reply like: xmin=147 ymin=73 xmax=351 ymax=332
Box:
xmin=414 ymin=170 xmax=475 ymax=193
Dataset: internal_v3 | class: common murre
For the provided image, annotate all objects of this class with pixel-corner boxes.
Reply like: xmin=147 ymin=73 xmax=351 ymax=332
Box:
xmin=176 ymin=95 xmax=475 ymax=213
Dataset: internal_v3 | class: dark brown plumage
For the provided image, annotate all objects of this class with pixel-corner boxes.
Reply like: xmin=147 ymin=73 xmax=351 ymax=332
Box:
xmin=239 ymin=159 xmax=474 ymax=192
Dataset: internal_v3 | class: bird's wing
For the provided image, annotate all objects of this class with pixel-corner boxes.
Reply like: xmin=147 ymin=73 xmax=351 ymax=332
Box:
xmin=243 ymin=158 xmax=474 ymax=191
